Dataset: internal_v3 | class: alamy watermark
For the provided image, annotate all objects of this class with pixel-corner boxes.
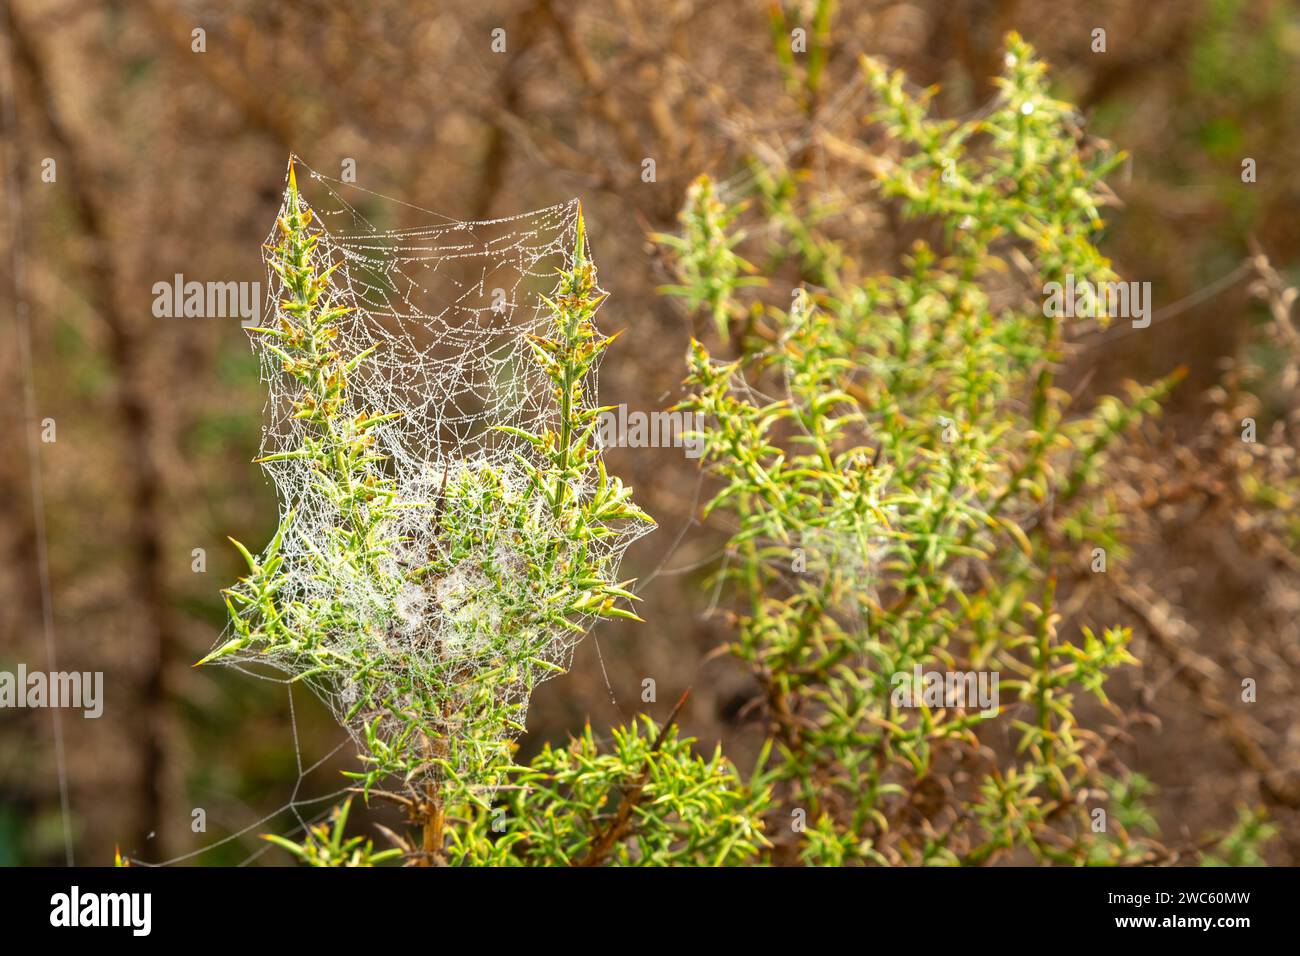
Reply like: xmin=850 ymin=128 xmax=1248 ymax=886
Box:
xmin=1043 ymin=274 xmax=1151 ymax=328
xmin=50 ymin=887 xmax=151 ymax=936
xmin=0 ymin=664 xmax=103 ymax=718
xmin=890 ymin=664 xmax=999 ymax=717
xmin=597 ymin=404 xmax=705 ymax=458
xmin=152 ymin=274 xmax=260 ymax=327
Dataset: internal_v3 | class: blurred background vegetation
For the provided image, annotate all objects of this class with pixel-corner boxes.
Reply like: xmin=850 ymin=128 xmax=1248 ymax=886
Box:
xmin=1 ymin=0 xmax=1298 ymax=865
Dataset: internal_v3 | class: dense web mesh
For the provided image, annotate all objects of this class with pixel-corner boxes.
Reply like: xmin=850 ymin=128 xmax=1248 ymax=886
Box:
xmin=210 ymin=160 xmax=652 ymax=786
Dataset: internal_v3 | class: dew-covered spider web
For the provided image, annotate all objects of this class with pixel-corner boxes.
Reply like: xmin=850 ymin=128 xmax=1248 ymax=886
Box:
xmin=201 ymin=158 xmax=653 ymax=809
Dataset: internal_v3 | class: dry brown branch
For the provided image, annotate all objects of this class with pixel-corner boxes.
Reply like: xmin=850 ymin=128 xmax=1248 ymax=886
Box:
xmin=1116 ymin=581 xmax=1300 ymax=809
xmin=575 ymin=689 xmax=690 ymax=866
xmin=8 ymin=0 xmax=176 ymax=857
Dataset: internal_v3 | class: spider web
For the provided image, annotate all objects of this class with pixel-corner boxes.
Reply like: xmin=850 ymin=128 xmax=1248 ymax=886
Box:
xmin=192 ymin=159 xmax=652 ymax=848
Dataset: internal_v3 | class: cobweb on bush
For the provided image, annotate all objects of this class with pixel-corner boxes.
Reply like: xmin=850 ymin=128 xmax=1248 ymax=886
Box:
xmin=208 ymin=159 xmax=652 ymax=788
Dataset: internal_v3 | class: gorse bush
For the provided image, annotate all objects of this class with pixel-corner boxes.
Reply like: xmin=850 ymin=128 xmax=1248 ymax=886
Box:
xmin=214 ymin=34 xmax=1275 ymax=867
xmin=260 ymin=798 xmax=402 ymax=867
xmin=443 ymin=714 xmax=769 ymax=866
xmin=663 ymin=33 xmax=1227 ymax=866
